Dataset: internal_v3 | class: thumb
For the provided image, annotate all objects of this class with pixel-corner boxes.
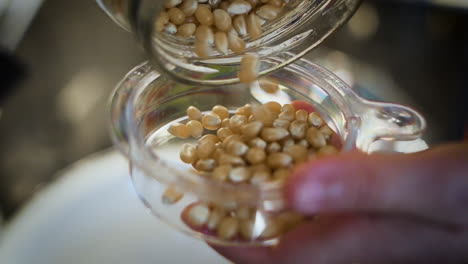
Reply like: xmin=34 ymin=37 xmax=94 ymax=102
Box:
xmin=286 ymin=143 xmax=468 ymax=225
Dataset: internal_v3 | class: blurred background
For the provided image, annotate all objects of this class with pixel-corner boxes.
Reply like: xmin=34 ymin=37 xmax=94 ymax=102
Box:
xmin=0 ymin=0 xmax=466 ymax=222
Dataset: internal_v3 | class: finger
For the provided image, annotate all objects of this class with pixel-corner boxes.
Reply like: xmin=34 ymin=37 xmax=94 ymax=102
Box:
xmin=212 ymin=214 xmax=468 ymax=264
xmin=275 ymin=214 xmax=467 ymax=264
xmin=210 ymin=244 xmax=272 ymax=264
xmin=292 ymin=100 xmax=317 ymax=113
xmin=286 ymin=143 xmax=468 ymax=224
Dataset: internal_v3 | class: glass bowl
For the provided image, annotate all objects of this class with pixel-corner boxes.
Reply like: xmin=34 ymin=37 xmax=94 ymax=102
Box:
xmin=109 ymin=54 xmax=425 ymax=246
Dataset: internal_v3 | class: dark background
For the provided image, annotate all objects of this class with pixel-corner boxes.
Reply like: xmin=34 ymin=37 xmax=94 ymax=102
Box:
xmin=0 ymin=0 xmax=467 ymax=220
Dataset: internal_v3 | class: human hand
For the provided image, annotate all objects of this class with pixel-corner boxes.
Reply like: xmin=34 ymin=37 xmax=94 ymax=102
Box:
xmin=212 ymin=142 xmax=468 ymax=264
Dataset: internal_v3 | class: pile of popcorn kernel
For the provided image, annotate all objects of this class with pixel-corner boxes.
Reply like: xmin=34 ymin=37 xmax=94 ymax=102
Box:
xmin=156 ymin=0 xmax=294 ymax=84
xmin=163 ymin=101 xmax=340 ymax=241
xmin=156 ymin=0 xmax=288 ymax=56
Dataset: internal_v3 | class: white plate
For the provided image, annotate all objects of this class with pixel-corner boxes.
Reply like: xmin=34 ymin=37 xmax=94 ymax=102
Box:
xmin=0 ymin=150 xmax=229 ymax=264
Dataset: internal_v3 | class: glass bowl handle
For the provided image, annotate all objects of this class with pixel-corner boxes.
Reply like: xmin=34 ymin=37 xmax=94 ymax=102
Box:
xmin=347 ymin=96 xmax=427 ymax=153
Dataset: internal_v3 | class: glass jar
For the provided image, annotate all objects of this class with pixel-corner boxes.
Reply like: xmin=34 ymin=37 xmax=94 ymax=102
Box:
xmin=109 ymin=55 xmax=426 ymax=246
xmin=97 ymin=0 xmax=361 ymax=85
